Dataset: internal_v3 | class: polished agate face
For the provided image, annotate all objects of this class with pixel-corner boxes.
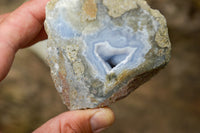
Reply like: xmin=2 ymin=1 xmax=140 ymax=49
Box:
xmin=45 ymin=0 xmax=171 ymax=110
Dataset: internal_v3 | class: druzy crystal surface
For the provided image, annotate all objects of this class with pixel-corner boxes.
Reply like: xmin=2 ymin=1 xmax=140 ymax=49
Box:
xmin=45 ymin=0 xmax=171 ymax=110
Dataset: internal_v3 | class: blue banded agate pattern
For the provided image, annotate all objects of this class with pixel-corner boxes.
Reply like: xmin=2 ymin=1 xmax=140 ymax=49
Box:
xmin=47 ymin=4 xmax=152 ymax=81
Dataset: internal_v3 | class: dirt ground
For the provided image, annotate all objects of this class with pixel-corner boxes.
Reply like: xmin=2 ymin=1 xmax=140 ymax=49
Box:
xmin=0 ymin=0 xmax=200 ymax=133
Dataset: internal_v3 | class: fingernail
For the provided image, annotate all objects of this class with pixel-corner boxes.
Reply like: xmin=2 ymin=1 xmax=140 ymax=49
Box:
xmin=90 ymin=108 xmax=114 ymax=133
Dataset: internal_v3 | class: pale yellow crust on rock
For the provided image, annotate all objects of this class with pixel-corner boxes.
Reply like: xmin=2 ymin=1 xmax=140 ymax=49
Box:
xmin=103 ymin=0 xmax=138 ymax=18
xmin=46 ymin=0 xmax=58 ymax=10
xmin=82 ymin=0 xmax=97 ymax=21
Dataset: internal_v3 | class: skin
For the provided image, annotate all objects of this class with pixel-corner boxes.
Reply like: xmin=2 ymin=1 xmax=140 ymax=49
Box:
xmin=0 ymin=0 xmax=115 ymax=132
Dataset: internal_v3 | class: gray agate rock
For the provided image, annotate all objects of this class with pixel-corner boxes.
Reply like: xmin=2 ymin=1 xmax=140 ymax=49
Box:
xmin=45 ymin=0 xmax=171 ymax=110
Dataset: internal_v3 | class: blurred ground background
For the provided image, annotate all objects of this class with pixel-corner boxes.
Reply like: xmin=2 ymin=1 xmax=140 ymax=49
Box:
xmin=0 ymin=0 xmax=200 ymax=133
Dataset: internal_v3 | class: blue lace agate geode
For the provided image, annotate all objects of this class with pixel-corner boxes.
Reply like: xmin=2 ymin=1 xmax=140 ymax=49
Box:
xmin=45 ymin=0 xmax=171 ymax=110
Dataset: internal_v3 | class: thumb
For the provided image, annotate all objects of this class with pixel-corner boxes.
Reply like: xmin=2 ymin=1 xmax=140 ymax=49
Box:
xmin=33 ymin=108 xmax=115 ymax=133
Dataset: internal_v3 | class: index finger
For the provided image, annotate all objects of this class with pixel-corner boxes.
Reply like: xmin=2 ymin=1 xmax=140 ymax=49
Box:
xmin=0 ymin=0 xmax=49 ymax=81
xmin=0 ymin=0 xmax=49 ymax=49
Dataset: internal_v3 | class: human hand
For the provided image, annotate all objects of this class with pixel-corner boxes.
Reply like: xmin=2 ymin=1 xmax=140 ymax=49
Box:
xmin=0 ymin=0 xmax=115 ymax=132
xmin=0 ymin=0 xmax=49 ymax=81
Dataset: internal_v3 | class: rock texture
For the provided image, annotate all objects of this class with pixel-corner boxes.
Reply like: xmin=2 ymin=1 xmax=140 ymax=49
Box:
xmin=45 ymin=0 xmax=171 ymax=110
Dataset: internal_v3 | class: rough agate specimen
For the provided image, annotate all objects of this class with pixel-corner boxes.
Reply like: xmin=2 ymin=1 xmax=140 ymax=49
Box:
xmin=45 ymin=0 xmax=171 ymax=110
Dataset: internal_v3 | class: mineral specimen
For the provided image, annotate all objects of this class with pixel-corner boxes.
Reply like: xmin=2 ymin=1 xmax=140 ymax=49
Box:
xmin=45 ymin=0 xmax=171 ymax=110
